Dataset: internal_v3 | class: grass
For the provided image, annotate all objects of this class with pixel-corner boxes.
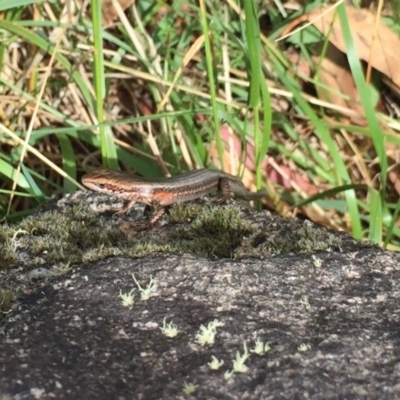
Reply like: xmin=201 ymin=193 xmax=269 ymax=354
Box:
xmin=0 ymin=0 xmax=400 ymax=249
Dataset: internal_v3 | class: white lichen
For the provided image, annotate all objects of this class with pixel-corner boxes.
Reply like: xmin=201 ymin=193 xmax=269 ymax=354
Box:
xmin=312 ymin=255 xmax=322 ymax=268
xmin=208 ymin=355 xmax=224 ymax=370
xmin=298 ymin=295 xmax=310 ymax=310
xmin=195 ymin=319 xmax=225 ymax=346
xmin=182 ymin=381 xmax=198 ymax=395
xmin=131 ymin=273 xmax=157 ymax=300
xmin=298 ymin=343 xmax=311 ymax=352
xmin=10 ymin=228 xmax=29 ymax=251
xmin=250 ymin=338 xmax=271 ymax=355
xmin=232 ymin=341 xmax=250 ymax=373
xmin=119 ymin=289 xmax=135 ymax=307
xmin=160 ymin=317 xmax=179 ymax=338
xmin=224 ymin=369 xmax=235 ymax=380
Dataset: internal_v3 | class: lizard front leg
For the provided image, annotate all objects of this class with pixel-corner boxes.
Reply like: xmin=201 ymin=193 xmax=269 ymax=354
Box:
xmin=216 ymin=177 xmax=234 ymax=203
xmin=131 ymin=206 xmax=167 ymax=231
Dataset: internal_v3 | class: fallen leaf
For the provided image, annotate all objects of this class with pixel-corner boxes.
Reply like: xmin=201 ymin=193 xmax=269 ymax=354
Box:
xmin=102 ymin=0 xmax=135 ymax=26
xmin=312 ymin=43 xmax=364 ymax=116
xmin=282 ymin=4 xmax=400 ymax=89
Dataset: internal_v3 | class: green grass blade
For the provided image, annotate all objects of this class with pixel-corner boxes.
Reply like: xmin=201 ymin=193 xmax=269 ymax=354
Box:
xmin=266 ymin=46 xmax=362 ymax=238
xmin=199 ymin=0 xmax=223 ymax=167
xmin=294 ymin=183 xmax=368 ymax=208
xmin=91 ymin=0 xmax=117 ymax=168
xmin=0 ymin=0 xmax=44 ymax=11
xmin=243 ymin=0 xmax=271 ymax=192
xmin=337 ymin=3 xmax=387 ymax=243
xmin=57 ymin=134 xmax=77 ymax=192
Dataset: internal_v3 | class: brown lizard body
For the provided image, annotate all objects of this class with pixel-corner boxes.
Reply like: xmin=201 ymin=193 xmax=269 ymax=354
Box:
xmin=82 ymin=168 xmax=266 ymax=226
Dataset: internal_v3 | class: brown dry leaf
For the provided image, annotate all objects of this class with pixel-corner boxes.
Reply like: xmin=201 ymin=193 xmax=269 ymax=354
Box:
xmin=313 ymin=43 xmax=365 ymax=120
xmin=283 ymin=4 xmax=400 ymax=88
xmin=102 ymin=0 xmax=135 ymax=25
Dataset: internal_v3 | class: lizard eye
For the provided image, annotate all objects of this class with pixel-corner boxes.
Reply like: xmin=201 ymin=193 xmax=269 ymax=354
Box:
xmin=97 ymin=183 xmax=106 ymax=189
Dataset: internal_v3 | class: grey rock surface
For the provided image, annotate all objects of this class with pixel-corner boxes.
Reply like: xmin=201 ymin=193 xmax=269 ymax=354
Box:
xmin=1 ymin=193 xmax=400 ymax=399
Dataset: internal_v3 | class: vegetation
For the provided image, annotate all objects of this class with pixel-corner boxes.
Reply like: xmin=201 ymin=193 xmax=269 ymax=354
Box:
xmin=0 ymin=0 xmax=399 ymax=248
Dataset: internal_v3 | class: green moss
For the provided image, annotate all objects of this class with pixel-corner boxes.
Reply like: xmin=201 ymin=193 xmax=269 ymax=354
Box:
xmin=0 ymin=290 xmax=14 ymax=316
xmin=169 ymin=204 xmax=254 ymax=259
xmin=0 ymin=223 xmax=20 ymax=269
xmin=124 ymin=241 xmax=175 ymax=258
xmin=0 ymin=206 xmax=133 ymax=269
xmin=168 ymin=202 xmax=204 ymax=223
xmin=254 ymin=223 xmax=344 ymax=256
xmin=0 ymin=200 xmax=351 ymax=277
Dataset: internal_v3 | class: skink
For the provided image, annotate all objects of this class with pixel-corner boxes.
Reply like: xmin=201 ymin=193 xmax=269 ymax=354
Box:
xmin=82 ymin=168 xmax=266 ymax=227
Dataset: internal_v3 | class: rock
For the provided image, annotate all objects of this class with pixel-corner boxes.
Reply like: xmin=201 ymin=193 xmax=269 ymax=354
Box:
xmin=1 ymin=193 xmax=399 ymax=399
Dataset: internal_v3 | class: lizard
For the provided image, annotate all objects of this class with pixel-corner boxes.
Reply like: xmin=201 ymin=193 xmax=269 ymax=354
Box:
xmin=81 ymin=168 xmax=266 ymax=227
